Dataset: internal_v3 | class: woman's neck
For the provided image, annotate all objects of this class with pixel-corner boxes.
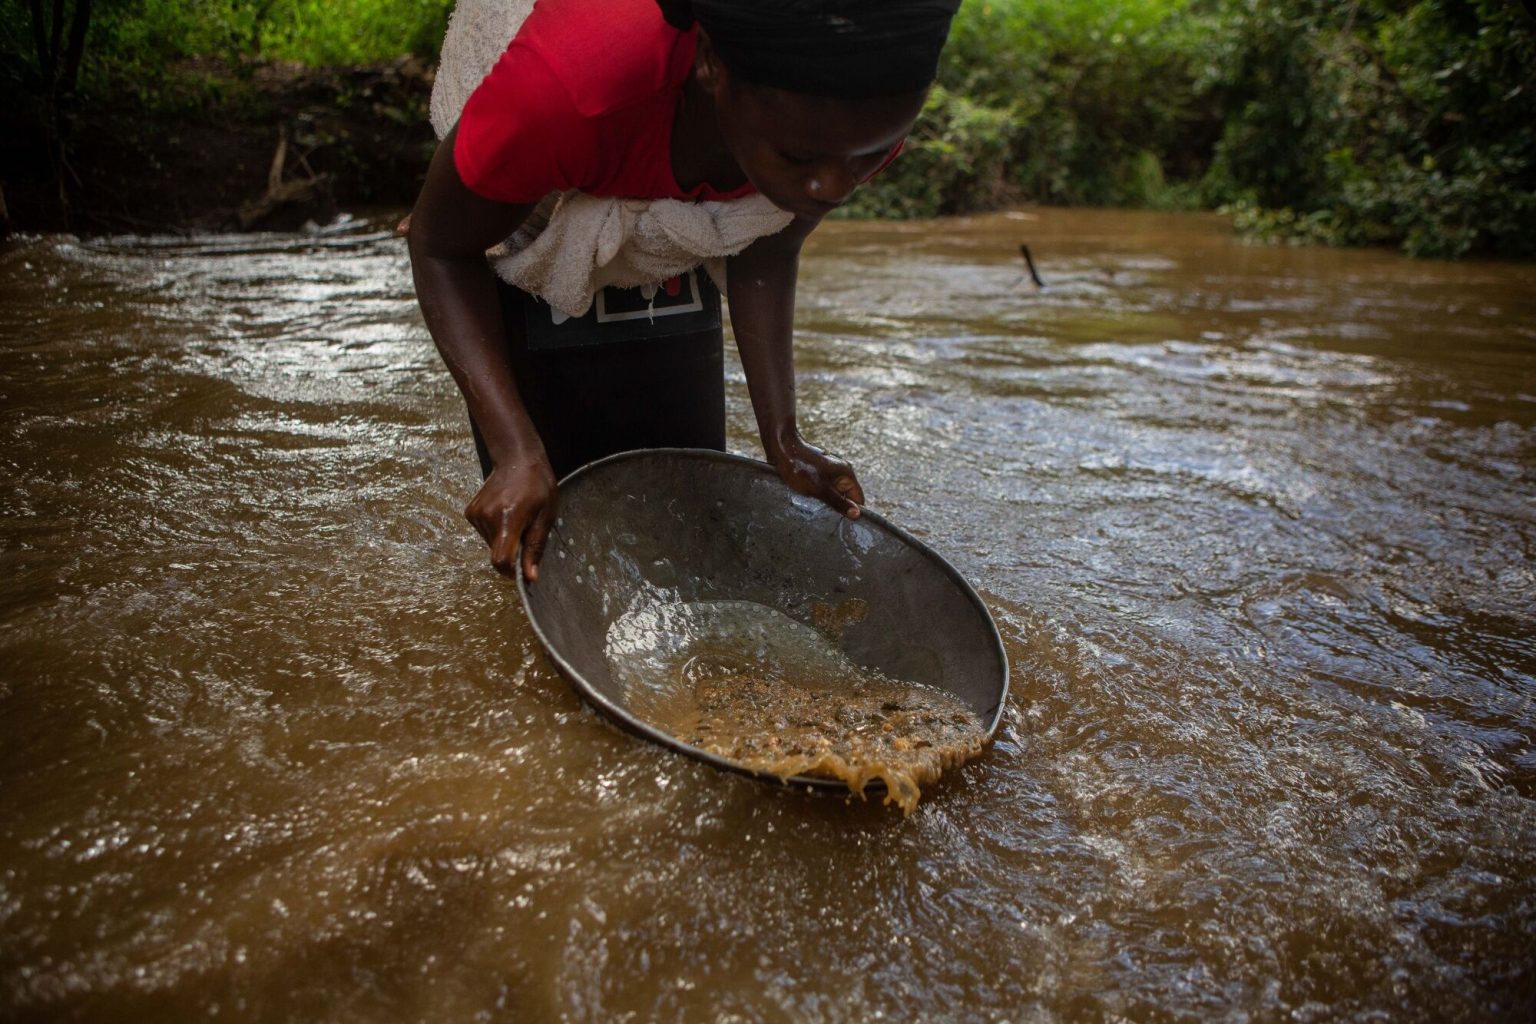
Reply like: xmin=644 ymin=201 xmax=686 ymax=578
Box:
xmin=670 ymin=70 xmax=747 ymax=194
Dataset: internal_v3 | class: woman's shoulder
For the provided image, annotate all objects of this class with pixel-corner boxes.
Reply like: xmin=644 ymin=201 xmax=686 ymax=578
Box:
xmin=517 ymin=0 xmax=695 ymax=119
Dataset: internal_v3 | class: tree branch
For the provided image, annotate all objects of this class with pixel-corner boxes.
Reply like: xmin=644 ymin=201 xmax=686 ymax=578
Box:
xmin=27 ymin=0 xmax=55 ymax=84
xmin=49 ymin=0 xmax=66 ymax=89
xmin=61 ymin=0 xmax=93 ymax=98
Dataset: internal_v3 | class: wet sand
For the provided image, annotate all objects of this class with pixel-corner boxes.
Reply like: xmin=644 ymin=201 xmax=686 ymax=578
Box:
xmin=606 ymin=598 xmax=988 ymax=813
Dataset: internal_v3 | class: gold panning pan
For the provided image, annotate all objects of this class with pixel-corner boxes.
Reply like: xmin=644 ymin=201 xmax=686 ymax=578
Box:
xmin=517 ymin=448 xmax=1009 ymax=796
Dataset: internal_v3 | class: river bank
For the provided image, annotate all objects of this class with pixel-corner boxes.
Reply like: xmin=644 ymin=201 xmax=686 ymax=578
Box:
xmin=4 ymin=0 xmax=1532 ymax=255
xmin=1 ymin=58 xmax=436 ymax=237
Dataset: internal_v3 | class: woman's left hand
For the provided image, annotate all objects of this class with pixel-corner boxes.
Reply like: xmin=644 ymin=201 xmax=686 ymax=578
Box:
xmin=768 ymin=430 xmax=865 ymax=519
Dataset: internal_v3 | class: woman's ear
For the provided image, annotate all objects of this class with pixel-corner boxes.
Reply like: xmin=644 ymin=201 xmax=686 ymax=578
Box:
xmin=694 ymin=30 xmax=726 ymax=97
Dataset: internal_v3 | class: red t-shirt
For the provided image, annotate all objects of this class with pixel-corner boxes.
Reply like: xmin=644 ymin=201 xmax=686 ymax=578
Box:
xmin=454 ymin=0 xmax=899 ymax=205
xmin=455 ymin=0 xmax=754 ymax=203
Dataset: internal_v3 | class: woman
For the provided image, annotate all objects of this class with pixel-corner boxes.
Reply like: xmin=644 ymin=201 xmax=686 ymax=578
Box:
xmin=409 ymin=0 xmax=959 ymax=579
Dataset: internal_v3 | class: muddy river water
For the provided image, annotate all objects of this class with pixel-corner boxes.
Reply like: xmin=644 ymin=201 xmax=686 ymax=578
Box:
xmin=2 ymin=209 xmax=1534 ymax=1021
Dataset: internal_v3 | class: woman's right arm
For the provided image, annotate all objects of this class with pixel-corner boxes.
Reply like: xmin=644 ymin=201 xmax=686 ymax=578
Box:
xmin=407 ymin=124 xmax=557 ymax=580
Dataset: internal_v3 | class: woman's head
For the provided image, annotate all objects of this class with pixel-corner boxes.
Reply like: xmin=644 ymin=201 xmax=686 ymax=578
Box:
xmin=659 ymin=0 xmax=961 ymax=220
xmin=658 ymin=0 xmax=961 ymax=99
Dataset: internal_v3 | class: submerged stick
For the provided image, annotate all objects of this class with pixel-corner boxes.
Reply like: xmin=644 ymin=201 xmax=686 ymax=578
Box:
xmin=1019 ymin=243 xmax=1045 ymax=289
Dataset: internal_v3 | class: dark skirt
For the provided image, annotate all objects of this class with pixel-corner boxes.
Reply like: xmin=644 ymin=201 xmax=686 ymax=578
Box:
xmin=469 ymin=269 xmax=727 ymax=480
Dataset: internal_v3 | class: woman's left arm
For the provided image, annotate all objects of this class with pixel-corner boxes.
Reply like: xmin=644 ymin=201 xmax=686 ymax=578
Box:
xmin=727 ymin=218 xmax=865 ymax=519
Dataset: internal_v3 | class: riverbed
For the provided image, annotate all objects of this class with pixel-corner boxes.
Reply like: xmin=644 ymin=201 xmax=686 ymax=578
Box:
xmin=2 ymin=209 xmax=1533 ymax=1020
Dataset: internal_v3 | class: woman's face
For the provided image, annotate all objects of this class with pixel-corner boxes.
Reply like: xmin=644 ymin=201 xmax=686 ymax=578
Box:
xmin=700 ymin=42 xmax=929 ymax=222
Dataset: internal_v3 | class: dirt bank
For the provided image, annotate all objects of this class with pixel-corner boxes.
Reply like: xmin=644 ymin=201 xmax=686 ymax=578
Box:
xmin=1 ymin=58 xmax=437 ymax=237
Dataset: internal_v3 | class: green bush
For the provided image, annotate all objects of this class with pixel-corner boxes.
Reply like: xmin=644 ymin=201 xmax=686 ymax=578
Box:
xmin=263 ymin=0 xmax=455 ymax=65
xmin=844 ymin=0 xmax=1213 ymax=218
xmin=843 ymin=85 xmax=1018 ymax=218
xmin=0 ymin=0 xmax=454 ymax=88
xmin=939 ymin=0 xmax=1213 ymax=208
xmin=1200 ymin=0 xmax=1536 ymax=258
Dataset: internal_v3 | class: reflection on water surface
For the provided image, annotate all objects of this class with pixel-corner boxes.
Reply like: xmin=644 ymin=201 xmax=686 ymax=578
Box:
xmin=2 ymin=209 xmax=1534 ymax=1020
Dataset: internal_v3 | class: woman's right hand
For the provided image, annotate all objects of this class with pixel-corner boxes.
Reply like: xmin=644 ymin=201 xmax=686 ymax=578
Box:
xmin=409 ymin=124 xmax=551 ymax=580
xmin=464 ymin=455 xmax=559 ymax=580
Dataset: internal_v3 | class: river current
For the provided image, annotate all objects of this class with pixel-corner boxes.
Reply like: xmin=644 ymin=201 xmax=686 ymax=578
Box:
xmin=2 ymin=210 xmax=1533 ymax=1020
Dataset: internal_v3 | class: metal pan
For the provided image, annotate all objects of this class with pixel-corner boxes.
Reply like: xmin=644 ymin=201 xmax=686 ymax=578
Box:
xmin=517 ymin=448 xmax=1009 ymax=792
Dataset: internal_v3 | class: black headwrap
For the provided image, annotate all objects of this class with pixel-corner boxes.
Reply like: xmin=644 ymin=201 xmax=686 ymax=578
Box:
xmin=656 ymin=0 xmax=961 ymax=99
